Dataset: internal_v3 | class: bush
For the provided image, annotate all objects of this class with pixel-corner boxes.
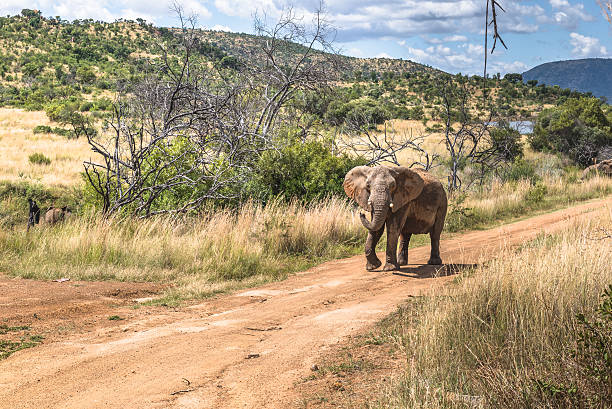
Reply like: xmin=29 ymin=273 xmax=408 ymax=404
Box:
xmin=524 ymin=182 xmax=547 ymax=204
xmin=32 ymin=125 xmax=52 ymax=134
xmin=246 ymin=138 xmax=366 ymax=202
xmin=79 ymin=101 xmax=94 ymax=112
xmin=505 ymin=158 xmax=539 ymax=184
xmin=529 ymin=97 xmax=612 ymax=166
xmin=28 ymin=152 xmax=51 ymax=165
xmin=489 ymin=122 xmax=523 ymax=162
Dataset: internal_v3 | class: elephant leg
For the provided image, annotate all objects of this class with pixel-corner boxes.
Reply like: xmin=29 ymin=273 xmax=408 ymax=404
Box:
xmin=428 ymin=208 xmax=445 ymax=265
xmin=383 ymin=223 xmax=400 ymax=271
xmin=398 ymin=232 xmax=411 ymax=266
xmin=365 ymin=226 xmax=384 ymax=271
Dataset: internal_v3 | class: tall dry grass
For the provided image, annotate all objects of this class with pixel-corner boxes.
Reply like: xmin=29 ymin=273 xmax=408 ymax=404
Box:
xmin=379 ymin=207 xmax=612 ymax=408
xmin=0 ymin=108 xmax=91 ymax=186
xmin=0 ymin=198 xmax=364 ymax=302
xmin=446 ymin=173 xmax=612 ymax=232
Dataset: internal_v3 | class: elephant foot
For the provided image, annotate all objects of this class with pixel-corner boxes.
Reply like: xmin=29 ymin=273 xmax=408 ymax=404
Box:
xmin=397 ymin=255 xmax=408 ymax=266
xmin=428 ymin=256 xmax=442 ymax=265
xmin=382 ymin=263 xmax=399 ymax=272
xmin=366 ymin=258 xmax=382 ymax=271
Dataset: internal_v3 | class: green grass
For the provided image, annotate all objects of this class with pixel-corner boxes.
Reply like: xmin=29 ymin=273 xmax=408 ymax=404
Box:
xmin=0 ymin=325 xmax=43 ymax=360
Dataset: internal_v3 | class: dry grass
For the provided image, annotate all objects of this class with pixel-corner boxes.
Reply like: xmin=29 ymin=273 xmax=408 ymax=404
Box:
xmin=378 ymin=207 xmax=612 ymax=408
xmin=0 ymin=108 xmax=91 ymax=187
xmin=0 ymin=198 xmax=364 ymax=303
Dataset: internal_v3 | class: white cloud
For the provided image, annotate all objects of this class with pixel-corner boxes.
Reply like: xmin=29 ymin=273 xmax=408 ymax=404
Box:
xmin=548 ymin=0 xmax=593 ymax=29
xmin=0 ymin=0 xmax=211 ymax=22
xmin=569 ymin=32 xmax=608 ymax=57
xmin=375 ymin=52 xmax=392 ymax=58
xmin=211 ymin=24 xmax=233 ymax=31
xmin=444 ymin=35 xmax=468 ymax=42
xmin=346 ymin=47 xmax=364 ymax=57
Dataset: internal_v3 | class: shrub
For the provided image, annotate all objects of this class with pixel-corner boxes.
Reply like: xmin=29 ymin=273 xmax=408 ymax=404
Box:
xmin=505 ymin=158 xmax=539 ymax=184
xmin=529 ymin=97 xmax=612 ymax=166
xmin=489 ymin=121 xmax=523 ymax=162
xmin=246 ymin=138 xmax=366 ymax=202
xmin=28 ymin=152 xmax=51 ymax=165
xmin=32 ymin=125 xmax=52 ymax=134
xmin=79 ymin=101 xmax=93 ymax=112
xmin=524 ymin=182 xmax=547 ymax=204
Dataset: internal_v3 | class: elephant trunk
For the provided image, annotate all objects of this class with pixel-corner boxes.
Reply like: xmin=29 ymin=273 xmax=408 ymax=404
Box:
xmin=360 ymin=187 xmax=389 ymax=231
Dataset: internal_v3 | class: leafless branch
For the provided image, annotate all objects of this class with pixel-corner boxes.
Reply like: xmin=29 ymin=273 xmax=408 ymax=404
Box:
xmin=337 ymin=113 xmax=439 ymax=170
xmin=597 ymin=0 xmax=612 ymax=23
xmin=84 ymin=3 xmax=338 ymax=217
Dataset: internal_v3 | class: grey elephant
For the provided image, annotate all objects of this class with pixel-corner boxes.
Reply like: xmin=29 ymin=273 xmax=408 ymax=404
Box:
xmin=44 ymin=206 xmax=72 ymax=224
xmin=344 ymin=166 xmax=447 ymax=271
xmin=581 ymin=159 xmax=612 ymax=180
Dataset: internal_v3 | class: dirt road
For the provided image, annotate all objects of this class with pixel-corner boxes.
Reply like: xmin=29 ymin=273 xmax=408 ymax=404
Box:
xmin=1 ymin=198 xmax=610 ymax=409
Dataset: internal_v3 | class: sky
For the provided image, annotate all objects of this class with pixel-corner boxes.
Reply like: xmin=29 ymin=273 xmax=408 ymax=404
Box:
xmin=1 ymin=0 xmax=610 ymax=75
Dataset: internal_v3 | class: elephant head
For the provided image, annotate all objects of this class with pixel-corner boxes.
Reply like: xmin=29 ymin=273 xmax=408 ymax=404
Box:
xmin=343 ymin=166 xmax=424 ymax=231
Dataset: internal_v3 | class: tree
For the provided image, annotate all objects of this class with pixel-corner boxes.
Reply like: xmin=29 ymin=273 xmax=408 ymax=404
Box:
xmin=83 ymin=3 xmax=340 ymax=216
xmin=529 ymin=97 xmax=612 ymax=166
xmin=45 ymin=100 xmax=95 ymax=139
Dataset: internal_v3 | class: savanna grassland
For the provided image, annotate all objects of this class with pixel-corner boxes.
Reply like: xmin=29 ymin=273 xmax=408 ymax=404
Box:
xmin=1 ymin=106 xmax=612 ymax=305
xmin=0 ymin=9 xmax=611 ymax=409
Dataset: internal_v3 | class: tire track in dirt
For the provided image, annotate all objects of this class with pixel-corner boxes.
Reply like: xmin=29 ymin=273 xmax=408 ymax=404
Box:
xmin=1 ymin=197 xmax=610 ymax=409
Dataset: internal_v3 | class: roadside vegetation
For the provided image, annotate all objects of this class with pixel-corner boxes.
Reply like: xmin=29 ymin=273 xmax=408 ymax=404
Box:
xmin=0 ymin=7 xmax=610 ymax=307
xmin=373 ymin=212 xmax=612 ymax=408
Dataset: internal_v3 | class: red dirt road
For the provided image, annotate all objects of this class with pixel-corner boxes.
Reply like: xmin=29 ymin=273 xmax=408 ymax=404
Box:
xmin=1 ymin=198 xmax=611 ymax=409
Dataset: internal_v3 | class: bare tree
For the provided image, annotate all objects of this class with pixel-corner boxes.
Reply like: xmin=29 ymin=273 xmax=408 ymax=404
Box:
xmin=436 ymin=77 xmax=520 ymax=191
xmin=337 ymin=112 xmax=439 ymax=170
xmin=84 ymin=4 xmax=339 ymax=217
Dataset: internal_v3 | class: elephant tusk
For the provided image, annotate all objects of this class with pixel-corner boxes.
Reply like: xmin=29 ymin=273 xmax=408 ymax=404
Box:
xmin=389 ymin=202 xmax=394 ymax=208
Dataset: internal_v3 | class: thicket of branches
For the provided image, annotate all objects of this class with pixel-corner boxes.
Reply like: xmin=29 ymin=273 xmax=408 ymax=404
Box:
xmin=84 ymin=4 xmax=340 ymax=216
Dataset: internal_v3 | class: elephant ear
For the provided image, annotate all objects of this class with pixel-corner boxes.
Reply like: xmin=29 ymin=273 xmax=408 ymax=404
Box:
xmin=343 ymin=166 xmax=371 ymax=211
xmin=389 ymin=167 xmax=424 ymax=213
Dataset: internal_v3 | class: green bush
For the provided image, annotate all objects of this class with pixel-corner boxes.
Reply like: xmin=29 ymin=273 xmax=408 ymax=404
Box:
xmin=246 ymin=138 xmax=366 ymax=202
xmin=79 ymin=101 xmax=94 ymax=112
xmin=489 ymin=121 xmax=523 ymax=162
xmin=505 ymin=158 xmax=539 ymax=184
xmin=524 ymin=182 xmax=547 ymax=204
xmin=529 ymin=97 xmax=612 ymax=166
xmin=28 ymin=152 xmax=51 ymax=165
xmin=32 ymin=125 xmax=52 ymax=134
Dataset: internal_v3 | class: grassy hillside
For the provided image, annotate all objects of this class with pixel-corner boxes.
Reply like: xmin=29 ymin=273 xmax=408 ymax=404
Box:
xmin=523 ymin=58 xmax=612 ymax=102
xmin=0 ymin=9 xmax=592 ymax=122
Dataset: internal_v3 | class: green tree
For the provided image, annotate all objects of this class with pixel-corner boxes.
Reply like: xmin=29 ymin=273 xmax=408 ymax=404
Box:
xmin=529 ymin=97 xmax=612 ymax=166
xmin=45 ymin=100 xmax=95 ymax=139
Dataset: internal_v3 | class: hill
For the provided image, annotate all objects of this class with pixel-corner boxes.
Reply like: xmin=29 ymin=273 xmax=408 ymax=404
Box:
xmin=0 ymin=9 xmax=595 ymax=126
xmin=194 ymin=29 xmax=437 ymax=78
xmin=522 ymin=58 xmax=612 ymax=102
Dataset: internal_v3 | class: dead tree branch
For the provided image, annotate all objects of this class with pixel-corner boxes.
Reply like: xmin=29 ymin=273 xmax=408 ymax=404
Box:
xmin=84 ymin=4 xmax=338 ymax=217
xmin=337 ymin=113 xmax=439 ymax=170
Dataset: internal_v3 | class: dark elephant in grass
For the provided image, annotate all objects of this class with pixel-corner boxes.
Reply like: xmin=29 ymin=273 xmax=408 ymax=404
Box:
xmin=344 ymin=166 xmax=447 ymax=271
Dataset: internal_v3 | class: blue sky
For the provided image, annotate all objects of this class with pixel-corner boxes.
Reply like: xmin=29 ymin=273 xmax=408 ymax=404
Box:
xmin=1 ymin=0 xmax=610 ymax=74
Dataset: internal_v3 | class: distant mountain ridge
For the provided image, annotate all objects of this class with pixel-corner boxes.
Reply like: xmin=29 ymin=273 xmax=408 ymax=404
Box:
xmin=522 ymin=58 xmax=612 ymax=102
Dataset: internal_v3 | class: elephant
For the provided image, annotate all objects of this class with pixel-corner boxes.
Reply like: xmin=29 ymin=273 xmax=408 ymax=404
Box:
xmin=344 ymin=165 xmax=447 ymax=271
xmin=44 ymin=206 xmax=72 ymax=224
xmin=581 ymin=159 xmax=612 ymax=180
